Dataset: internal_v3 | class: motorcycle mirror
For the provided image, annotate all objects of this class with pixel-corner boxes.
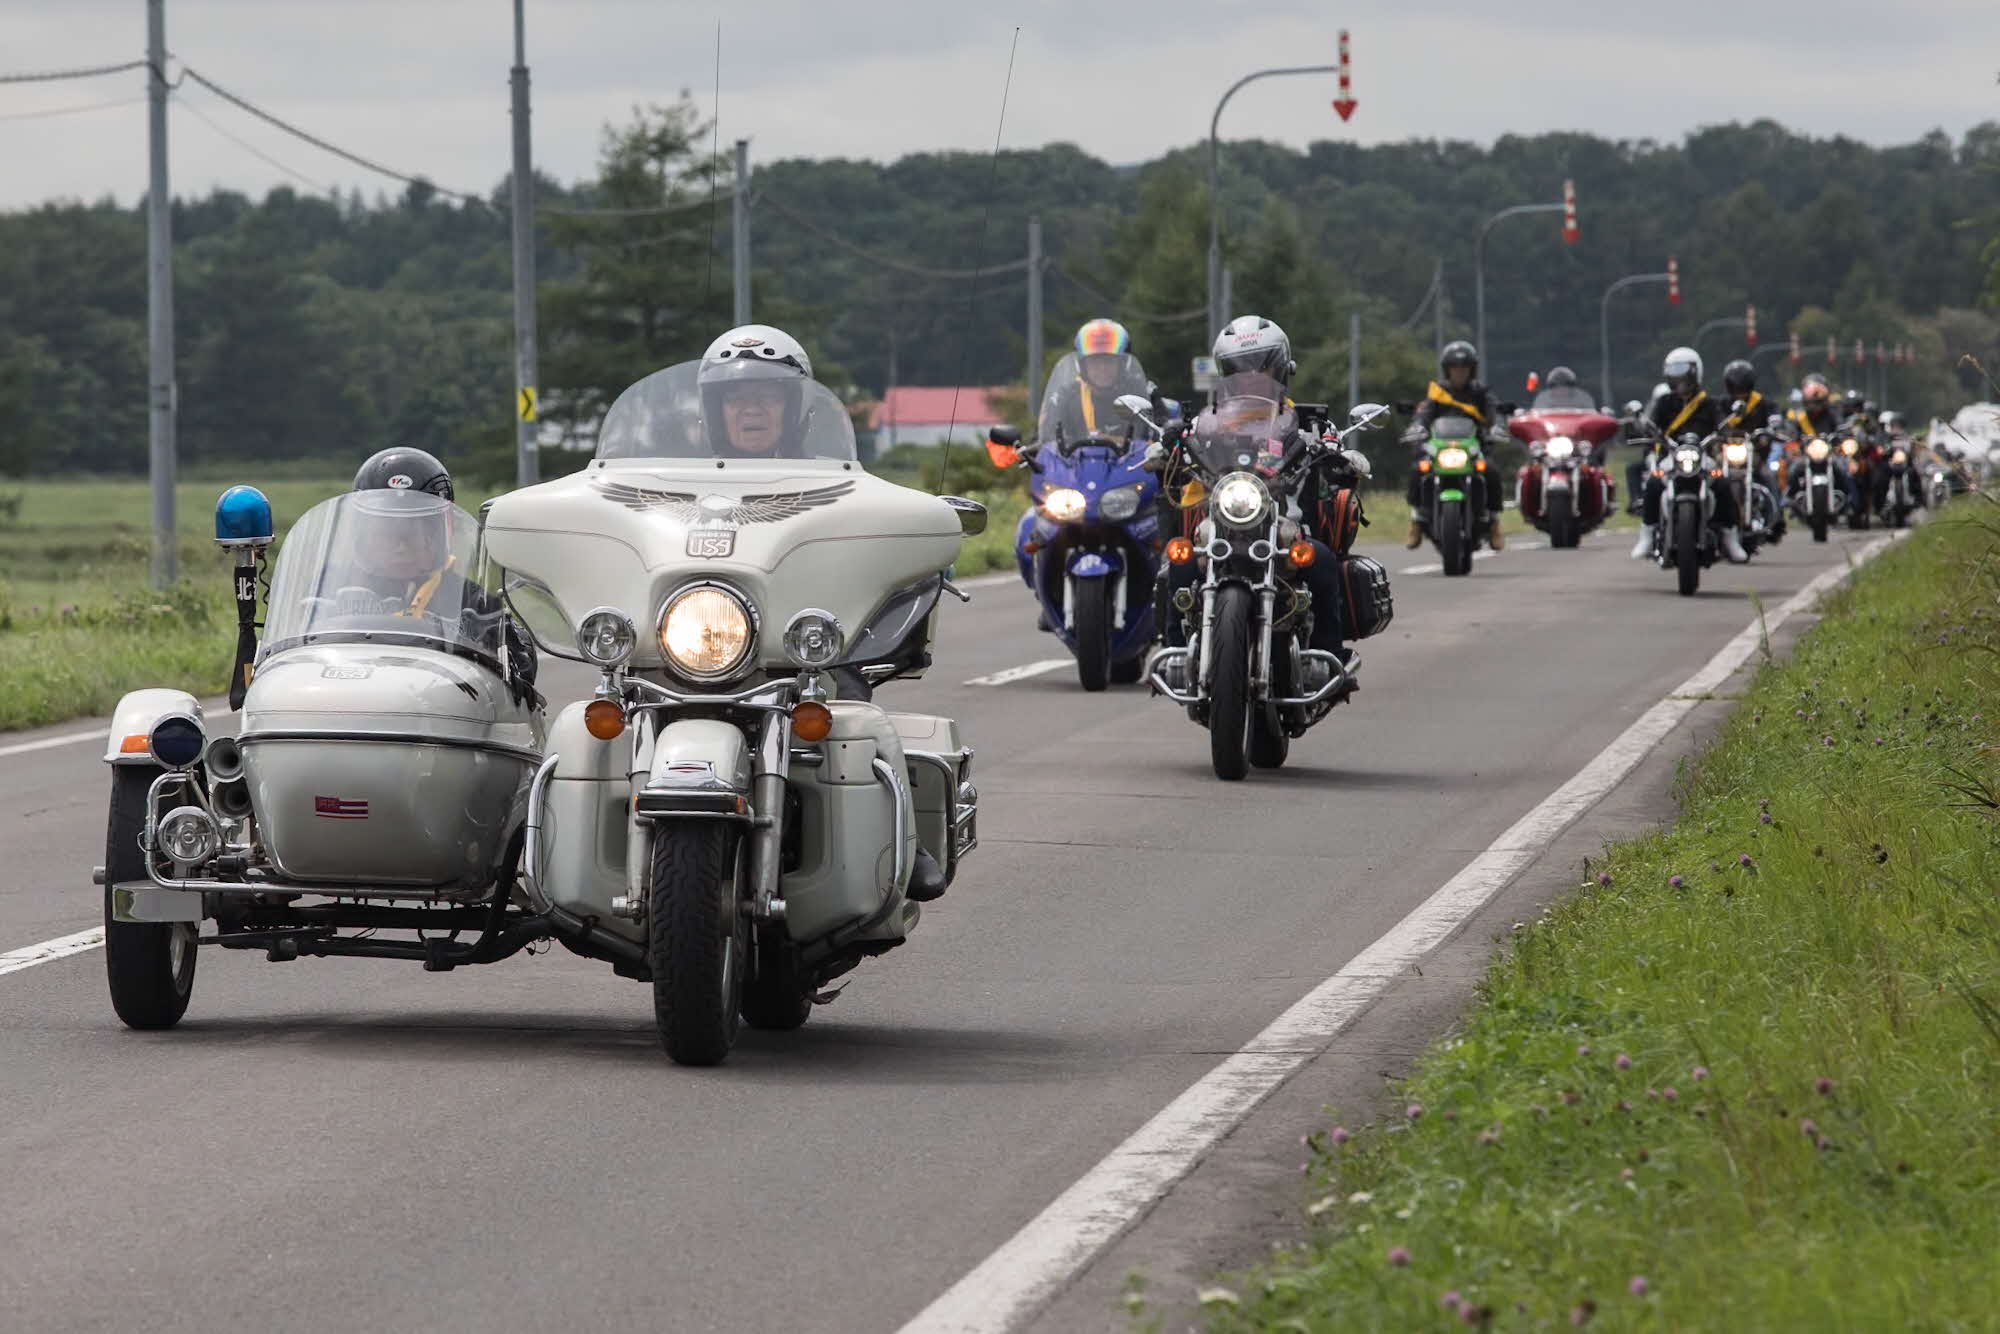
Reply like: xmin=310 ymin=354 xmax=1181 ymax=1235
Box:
xmin=1113 ymin=393 xmax=1154 ymax=422
xmin=985 ymin=425 xmax=1021 ymax=470
xmin=941 ymin=495 xmax=988 ymax=536
xmin=1348 ymin=402 xmax=1387 ymax=428
xmin=1624 ymin=400 xmax=1644 ymax=417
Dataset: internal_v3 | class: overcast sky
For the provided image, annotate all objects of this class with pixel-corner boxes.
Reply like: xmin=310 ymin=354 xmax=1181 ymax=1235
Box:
xmin=1 ymin=0 xmax=1995 ymax=211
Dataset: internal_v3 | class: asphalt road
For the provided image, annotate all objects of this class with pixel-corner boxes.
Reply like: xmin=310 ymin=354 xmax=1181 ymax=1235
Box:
xmin=0 ymin=521 xmax=1887 ymax=1333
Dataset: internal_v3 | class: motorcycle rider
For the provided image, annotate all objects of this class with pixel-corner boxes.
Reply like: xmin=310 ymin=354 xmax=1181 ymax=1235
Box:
xmin=697 ymin=324 xmax=830 ymax=459
xmin=1042 ymin=318 xmax=1150 ymax=443
xmin=1154 ymin=316 xmax=1368 ymax=694
xmin=1403 ymin=340 xmax=1506 ymax=551
xmin=1629 ymin=347 xmax=1748 ymax=562
xmin=1716 ymin=358 xmax=1785 ymax=539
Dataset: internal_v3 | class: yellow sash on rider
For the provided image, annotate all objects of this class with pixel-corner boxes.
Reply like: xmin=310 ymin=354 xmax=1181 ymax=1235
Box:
xmin=1425 ymin=380 xmax=1484 ymax=424
xmin=1665 ymin=389 xmax=1707 ymax=436
xmin=1079 ymin=383 xmax=1097 ymax=434
xmin=402 ymin=554 xmax=458 ymax=618
xmin=1723 ymin=391 xmax=1763 ymax=430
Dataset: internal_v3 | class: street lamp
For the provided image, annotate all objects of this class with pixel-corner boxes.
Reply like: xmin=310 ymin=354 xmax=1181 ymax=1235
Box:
xmin=1599 ymin=271 xmax=1673 ymax=408
xmin=1691 ymin=315 xmax=1748 ymax=364
xmin=1207 ymin=63 xmax=1339 ymax=342
xmin=1473 ymin=192 xmax=1568 ymax=375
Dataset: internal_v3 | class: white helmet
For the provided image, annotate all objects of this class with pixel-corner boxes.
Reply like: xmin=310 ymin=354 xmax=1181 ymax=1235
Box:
xmin=702 ymin=324 xmax=812 ymax=379
xmin=1661 ymin=346 xmax=1703 ymax=395
xmin=1213 ymin=315 xmax=1294 ymax=387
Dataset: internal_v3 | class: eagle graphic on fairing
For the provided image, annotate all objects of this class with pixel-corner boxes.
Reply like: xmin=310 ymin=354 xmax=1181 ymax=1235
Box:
xmin=590 ymin=478 xmax=857 ymax=525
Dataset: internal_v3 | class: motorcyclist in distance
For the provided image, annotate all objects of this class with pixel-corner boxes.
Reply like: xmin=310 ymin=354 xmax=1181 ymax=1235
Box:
xmin=1630 ymin=346 xmax=1748 ymax=562
xmin=1403 ymin=340 xmax=1506 ymax=551
xmin=1042 ymin=318 xmax=1150 ymax=443
xmin=1716 ymin=358 xmax=1785 ymax=539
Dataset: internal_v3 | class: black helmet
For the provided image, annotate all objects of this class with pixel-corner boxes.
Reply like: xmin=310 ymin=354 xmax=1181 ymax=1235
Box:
xmin=1545 ymin=365 xmax=1579 ymax=389
xmin=1843 ymin=388 xmax=1866 ymax=413
xmin=353 ymin=447 xmax=453 ymax=501
xmin=1722 ymin=359 xmax=1756 ymax=396
xmin=1440 ymin=340 xmax=1479 ymax=378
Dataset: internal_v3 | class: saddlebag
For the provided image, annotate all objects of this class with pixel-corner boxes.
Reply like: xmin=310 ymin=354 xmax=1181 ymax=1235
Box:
xmin=1338 ymin=555 xmax=1394 ymax=640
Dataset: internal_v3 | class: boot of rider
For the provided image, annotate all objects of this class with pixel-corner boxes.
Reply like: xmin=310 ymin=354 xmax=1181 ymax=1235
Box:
xmin=1487 ymin=516 xmax=1505 ymax=551
xmin=1629 ymin=527 xmax=1654 ymax=560
xmin=1404 ymin=511 xmax=1423 ymax=549
xmin=1721 ymin=526 xmax=1750 ymax=563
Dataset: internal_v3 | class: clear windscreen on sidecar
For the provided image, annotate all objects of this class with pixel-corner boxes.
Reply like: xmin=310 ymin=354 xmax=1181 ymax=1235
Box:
xmin=260 ymin=491 xmax=504 ymax=666
xmin=595 ymin=360 xmax=858 ymax=461
xmin=1189 ymin=372 xmax=1296 ymax=477
xmin=1037 ymin=351 xmax=1150 ymax=446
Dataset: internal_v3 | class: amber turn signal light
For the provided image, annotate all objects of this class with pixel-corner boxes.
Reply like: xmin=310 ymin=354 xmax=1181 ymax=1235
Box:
xmin=1417 ymin=459 xmax=1432 ymax=473
xmin=1287 ymin=540 xmax=1315 ymax=567
xmin=791 ymin=700 xmax=833 ymax=743
xmin=1165 ymin=536 xmax=1194 ymax=565
xmin=119 ymin=734 xmax=150 ymax=754
xmin=583 ymin=699 xmax=626 ymax=740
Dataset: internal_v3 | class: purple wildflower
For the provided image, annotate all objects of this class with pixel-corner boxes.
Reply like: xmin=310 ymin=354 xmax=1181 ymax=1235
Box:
xmin=1330 ymin=1126 xmax=1350 ymax=1145
xmin=1577 ymin=1043 xmax=1593 ymax=1057
xmin=1629 ymin=1276 xmax=1649 ymax=1297
xmin=1387 ymin=1246 xmax=1411 ymax=1267
xmin=1761 ymin=812 xmax=1773 ymax=824
xmin=1800 ymin=1117 xmax=1818 ymax=1138
xmin=1692 ymin=1065 xmax=1709 ymax=1081
xmin=1441 ymin=1291 xmax=1462 ymax=1308
xmin=1615 ymin=1052 xmax=1633 ymax=1069
xmin=1669 ymin=875 xmax=1685 ymax=888
xmin=1662 ymin=1087 xmax=1679 ymax=1102
xmin=1739 ymin=853 xmax=1754 ymax=867
xmin=1597 ymin=871 xmax=1613 ymax=886
xmin=1815 ymin=1077 xmax=1834 ymax=1096
xmin=1406 ymin=1103 xmax=1424 ymax=1120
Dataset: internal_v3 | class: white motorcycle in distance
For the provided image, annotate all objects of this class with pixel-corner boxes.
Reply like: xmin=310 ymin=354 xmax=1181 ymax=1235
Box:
xmin=97 ymin=363 xmax=985 ymax=1066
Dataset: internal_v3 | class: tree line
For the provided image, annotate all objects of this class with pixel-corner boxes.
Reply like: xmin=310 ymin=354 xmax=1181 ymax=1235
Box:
xmin=3 ymin=104 xmax=1997 ymax=483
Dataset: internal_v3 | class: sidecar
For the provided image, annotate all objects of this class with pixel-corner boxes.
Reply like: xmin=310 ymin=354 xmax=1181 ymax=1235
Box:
xmin=96 ymin=487 xmax=547 ymax=1030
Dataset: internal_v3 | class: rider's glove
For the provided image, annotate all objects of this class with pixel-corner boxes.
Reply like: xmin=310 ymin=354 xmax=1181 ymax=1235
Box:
xmin=1341 ymin=448 xmax=1372 ymax=480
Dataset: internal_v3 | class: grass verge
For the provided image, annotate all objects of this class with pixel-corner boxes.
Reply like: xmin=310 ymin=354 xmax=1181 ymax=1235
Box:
xmin=1187 ymin=506 xmax=2000 ymax=1332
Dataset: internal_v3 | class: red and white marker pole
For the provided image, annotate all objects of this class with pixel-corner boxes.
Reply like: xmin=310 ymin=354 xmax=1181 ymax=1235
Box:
xmin=1332 ymin=30 xmax=1357 ymax=121
xmin=1789 ymin=330 xmax=1800 ymax=364
xmin=1561 ymin=178 xmax=1579 ymax=243
xmin=1666 ymin=255 xmax=1679 ymax=305
xmin=1825 ymin=336 xmax=1836 ymax=365
xmin=1745 ymin=303 xmax=1757 ymax=346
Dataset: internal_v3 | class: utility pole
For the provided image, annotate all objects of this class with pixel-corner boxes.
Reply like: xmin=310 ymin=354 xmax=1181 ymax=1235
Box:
xmin=1347 ymin=311 xmax=1361 ymax=413
xmin=1219 ymin=265 xmax=1233 ymax=333
xmin=1434 ymin=260 xmax=1446 ymax=359
xmin=1024 ymin=216 xmax=1044 ymax=419
xmin=732 ymin=139 xmax=751 ymax=324
xmin=509 ymin=0 xmax=539 ymax=489
xmin=1473 ymin=192 xmax=1569 ymax=378
xmin=145 ymin=0 xmax=176 ymax=588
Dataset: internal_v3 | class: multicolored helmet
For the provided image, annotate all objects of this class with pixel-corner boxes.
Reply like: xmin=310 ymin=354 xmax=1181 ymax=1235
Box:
xmin=1073 ymin=318 xmax=1132 ymax=357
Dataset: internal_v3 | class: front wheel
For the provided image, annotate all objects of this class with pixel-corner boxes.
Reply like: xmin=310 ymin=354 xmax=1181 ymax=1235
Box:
xmin=104 ymin=766 xmax=197 ymax=1030
xmin=1070 ymin=576 xmax=1110 ymax=692
xmin=1207 ymin=584 xmax=1254 ymax=781
xmin=740 ymin=927 xmax=813 ymax=1032
xmin=648 ymin=822 xmax=747 ymax=1066
xmin=1810 ymin=488 xmax=1829 ymax=542
xmin=1248 ymin=640 xmax=1292 ymax=770
xmin=1546 ymin=491 xmax=1576 ymax=548
xmin=1674 ymin=505 xmax=1702 ymax=597
xmin=1437 ymin=501 xmax=1469 ymax=576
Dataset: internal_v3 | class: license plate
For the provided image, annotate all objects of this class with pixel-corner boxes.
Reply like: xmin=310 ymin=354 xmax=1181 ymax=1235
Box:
xmin=686 ymin=530 xmax=736 ymax=559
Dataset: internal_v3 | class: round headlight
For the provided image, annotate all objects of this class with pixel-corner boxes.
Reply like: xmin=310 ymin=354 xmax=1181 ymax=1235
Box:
xmin=1041 ymin=488 xmax=1087 ymax=522
xmin=148 ymin=714 xmax=204 ymax=769
xmin=158 ymin=805 xmax=219 ymax=867
xmin=576 ymin=607 xmax=637 ymax=667
xmin=1436 ymin=446 xmax=1471 ymax=470
xmin=1892 ymin=448 xmax=1907 ymax=464
xmin=1675 ymin=448 xmax=1702 ymax=473
xmin=782 ymin=608 xmax=846 ymax=669
xmin=1724 ymin=442 xmax=1750 ymax=465
xmin=1806 ymin=438 xmax=1831 ymax=461
xmin=1841 ymin=438 xmax=1859 ymax=456
xmin=1545 ymin=436 xmax=1576 ymax=460
xmin=1212 ymin=472 xmax=1271 ymax=527
xmin=658 ymin=584 xmax=756 ymax=681
xmin=1099 ymin=484 xmax=1143 ymax=521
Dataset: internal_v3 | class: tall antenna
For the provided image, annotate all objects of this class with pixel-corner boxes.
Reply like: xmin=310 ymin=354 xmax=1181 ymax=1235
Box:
xmin=934 ymin=27 xmax=1021 ymax=495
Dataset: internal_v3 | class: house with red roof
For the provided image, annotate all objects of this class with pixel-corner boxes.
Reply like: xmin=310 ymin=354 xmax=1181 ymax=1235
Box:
xmin=867 ymin=386 xmax=1008 ymax=450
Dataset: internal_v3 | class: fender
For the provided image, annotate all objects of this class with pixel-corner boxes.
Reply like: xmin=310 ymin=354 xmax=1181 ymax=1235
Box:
xmin=1066 ymin=549 xmax=1123 ymax=578
xmin=104 ymin=688 xmax=204 ymax=766
xmin=636 ymin=717 xmax=753 ymax=820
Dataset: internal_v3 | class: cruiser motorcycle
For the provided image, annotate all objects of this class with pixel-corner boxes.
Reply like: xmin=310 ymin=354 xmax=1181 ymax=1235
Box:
xmin=1508 ymin=387 xmax=1618 ymax=548
xmin=96 ymin=363 xmax=985 ymax=1066
xmin=1126 ymin=377 xmax=1392 ymax=780
xmin=1788 ymin=434 xmax=1848 ymax=542
xmin=1632 ymin=424 xmax=1727 ymax=596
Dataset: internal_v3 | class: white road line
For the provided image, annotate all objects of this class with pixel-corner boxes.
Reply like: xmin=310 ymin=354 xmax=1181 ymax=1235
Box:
xmin=0 ymin=927 xmax=104 ymax=979
xmin=954 ymin=571 xmax=1020 ymax=589
xmin=900 ymin=533 xmax=1901 ymax=1334
xmin=0 ymin=729 xmax=100 ymax=760
xmin=1398 ymin=539 xmax=1545 ymax=576
xmin=963 ymin=659 xmax=1073 ymax=687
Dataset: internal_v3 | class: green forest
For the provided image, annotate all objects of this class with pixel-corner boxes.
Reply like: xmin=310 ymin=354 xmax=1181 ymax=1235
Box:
xmin=4 ymin=103 xmax=1999 ymax=484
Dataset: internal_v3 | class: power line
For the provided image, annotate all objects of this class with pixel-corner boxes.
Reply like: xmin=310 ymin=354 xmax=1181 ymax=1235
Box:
xmin=0 ymin=58 xmax=147 ymax=85
xmin=172 ymin=90 xmax=337 ymax=196
xmin=0 ymin=93 xmax=146 ymax=122
xmin=755 ymin=188 xmax=1030 ymax=280
xmin=1047 ymin=265 xmax=1205 ymax=324
xmin=179 ymin=65 xmax=490 ymax=207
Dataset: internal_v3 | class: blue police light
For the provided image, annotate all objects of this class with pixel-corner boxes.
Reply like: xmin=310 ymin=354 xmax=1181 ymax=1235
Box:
xmin=148 ymin=714 xmax=205 ymax=769
xmin=214 ymin=486 xmax=274 ymax=548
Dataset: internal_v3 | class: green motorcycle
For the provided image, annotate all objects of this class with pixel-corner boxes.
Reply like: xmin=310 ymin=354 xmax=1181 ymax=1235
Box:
xmin=1415 ymin=416 xmax=1491 ymax=576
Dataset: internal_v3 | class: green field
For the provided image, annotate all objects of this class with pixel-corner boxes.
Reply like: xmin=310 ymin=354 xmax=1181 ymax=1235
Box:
xmin=0 ymin=471 xmax=1022 ymax=732
xmin=1192 ymin=506 xmax=2000 ymax=1332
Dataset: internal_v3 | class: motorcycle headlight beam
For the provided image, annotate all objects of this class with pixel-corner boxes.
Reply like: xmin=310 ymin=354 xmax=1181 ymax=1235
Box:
xmin=1098 ymin=484 xmax=1143 ymax=522
xmin=1041 ymin=488 xmax=1087 ymax=522
xmin=1675 ymin=448 xmax=1702 ymax=474
xmin=1436 ymin=446 xmax=1471 ymax=471
xmin=1805 ymin=438 xmax=1831 ymax=462
xmin=1723 ymin=442 xmax=1750 ymax=466
xmin=1211 ymin=472 xmax=1272 ymax=528
xmin=1545 ymin=436 xmax=1576 ymax=460
xmin=657 ymin=582 xmax=757 ymax=682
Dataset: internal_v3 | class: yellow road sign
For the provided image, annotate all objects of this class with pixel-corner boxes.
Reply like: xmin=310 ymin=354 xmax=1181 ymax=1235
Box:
xmin=518 ymin=386 xmax=537 ymax=421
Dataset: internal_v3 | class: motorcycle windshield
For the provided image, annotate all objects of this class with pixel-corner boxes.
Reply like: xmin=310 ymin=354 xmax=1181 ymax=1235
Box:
xmin=1038 ymin=351 xmax=1149 ymax=445
xmin=1430 ymin=416 xmax=1479 ymax=442
xmin=260 ymin=491 xmax=503 ymax=666
xmin=595 ymin=360 xmax=858 ymax=461
xmin=1531 ymin=386 xmax=1597 ymax=411
xmin=1189 ymin=373 xmax=1293 ymax=476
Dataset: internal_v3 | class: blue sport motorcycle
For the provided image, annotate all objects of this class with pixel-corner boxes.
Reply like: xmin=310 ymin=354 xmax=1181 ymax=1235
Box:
xmin=985 ymin=352 xmax=1165 ymax=691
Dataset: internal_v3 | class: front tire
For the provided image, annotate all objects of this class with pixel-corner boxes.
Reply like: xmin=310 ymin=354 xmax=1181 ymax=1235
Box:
xmin=1438 ymin=501 xmax=1469 ymax=576
xmin=648 ymin=823 xmax=746 ymax=1066
xmin=1248 ymin=640 xmax=1292 ymax=770
xmin=1547 ymin=491 xmax=1576 ymax=548
xmin=1207 ymin=584 xmax=1254 ymax=781
xmin=1810 ymin=489 xmax=1829 ymax=542
xmin=1071 ymin=577 xmax=1110 ymax=692
xmin=1674 ymin=505 xmax=1701 ymax=597
xmin=104 ymin=766 xmax=196 ymax=1030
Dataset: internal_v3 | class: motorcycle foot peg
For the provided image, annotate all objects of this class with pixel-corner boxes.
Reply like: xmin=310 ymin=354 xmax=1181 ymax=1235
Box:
xmin=265 ymin=936 xmax=301 ymax=963
xmin=610 ymin=894 xmax=646 ymax=922
xmin=422 ymin=937 xmax=459 ymax=972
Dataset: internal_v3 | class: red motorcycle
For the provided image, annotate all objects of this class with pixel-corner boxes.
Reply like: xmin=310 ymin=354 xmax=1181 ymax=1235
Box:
xmin=1510 ymin=382 xmax=1619 ymax=548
